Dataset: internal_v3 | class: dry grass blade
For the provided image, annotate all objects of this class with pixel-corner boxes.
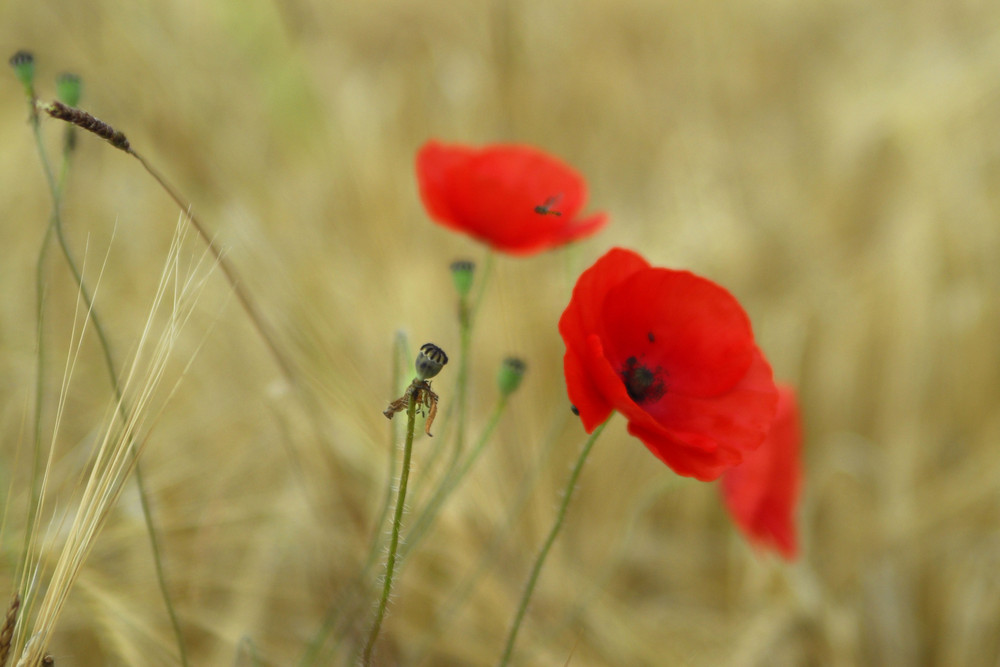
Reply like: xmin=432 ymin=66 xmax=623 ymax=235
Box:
xmin=12 ymin=219 xmax=217 ymax=667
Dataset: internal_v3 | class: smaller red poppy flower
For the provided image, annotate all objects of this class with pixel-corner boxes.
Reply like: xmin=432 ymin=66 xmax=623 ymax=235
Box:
xmin=559 ymin=248 xmax=778 ymax=481
xmin=721 ymin=385 xmax=802 ymax=560
xmin=416 ymin=141 xmax=607 ymax=255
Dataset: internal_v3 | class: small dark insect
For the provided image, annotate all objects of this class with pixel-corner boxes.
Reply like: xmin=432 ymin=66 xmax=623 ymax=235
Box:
xmin=570 ymin=405 xmax=580 ymax=416
xmin=647 ymin=331 xmax=655 ymax=342
xmin=534 ymin=195 xmax=563 ymax=216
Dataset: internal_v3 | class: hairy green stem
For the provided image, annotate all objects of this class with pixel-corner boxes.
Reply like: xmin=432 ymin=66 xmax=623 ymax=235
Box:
xmin=498 ymin=418 xmax=610 ymax=667
xmin=403 ymin=396 xmax=508 ymax=558
xmin=407 ymin=402 xmax=572 ymax=665
xmin=361 ymin=390 xmax=418 ymax=666
xmin=413 ymin=252 xmax=493 ymax=506
xmin=296 ymin=333 xmax=410 ymax=666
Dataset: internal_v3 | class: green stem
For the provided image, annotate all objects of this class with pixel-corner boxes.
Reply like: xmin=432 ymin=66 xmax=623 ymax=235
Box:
xmin=26 ymin=111 xmax=189 ymax=667
xmin=361 ymin=389 xmax=418 ymax=666
xmin=406 ymin=400 xmax=572 ymax=665
xmin=415 ymin=252 xmax=493 ymax=501
xmin=295 ymin=333 xmax=410 ymax=666
xmin=497 ymin=418 xmax=610 ymax=667
xmin=403 ymin=396 xmax=507 ymax=558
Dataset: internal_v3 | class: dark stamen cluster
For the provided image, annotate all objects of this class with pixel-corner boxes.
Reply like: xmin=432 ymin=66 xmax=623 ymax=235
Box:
xmin=619 ymin=355 xmax=666 ymax=404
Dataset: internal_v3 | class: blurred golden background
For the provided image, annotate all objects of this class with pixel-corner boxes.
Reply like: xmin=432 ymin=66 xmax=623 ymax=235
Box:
xmin=2 ymin=0 xmax=999 ymax=665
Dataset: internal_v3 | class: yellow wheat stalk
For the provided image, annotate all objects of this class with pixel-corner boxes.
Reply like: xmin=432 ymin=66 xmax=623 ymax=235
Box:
xmin=14 ymin=217 xmax=218 ymax=667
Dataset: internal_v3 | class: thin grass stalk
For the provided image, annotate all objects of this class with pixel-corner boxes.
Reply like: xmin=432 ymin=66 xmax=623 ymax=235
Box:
xmin=38 ymin=100 xmax=295 ymax=384
xmin=16 ymin=221 xmax=214 ymax=666
xmin=497 ymin=418 xmax=610 ymax=667
xmin=360 ymin=390 xmax=418 ymax=666
xmin=25 ymin=108 xmax=189 ymax=667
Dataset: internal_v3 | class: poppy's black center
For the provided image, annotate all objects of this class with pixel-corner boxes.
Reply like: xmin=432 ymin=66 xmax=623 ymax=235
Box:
xmin=619 ymin=356 xmax=666 ymax=404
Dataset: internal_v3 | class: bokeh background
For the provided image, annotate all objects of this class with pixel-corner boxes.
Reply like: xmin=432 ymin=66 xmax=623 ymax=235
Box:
xmin=2 ymin=0 xmax=999 ymax=664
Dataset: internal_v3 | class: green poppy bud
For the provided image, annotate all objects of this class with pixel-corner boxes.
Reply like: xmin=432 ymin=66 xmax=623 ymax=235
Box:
xmin=56 ymin=72 xmax=82 ymax=107
xmin=497 ymin=357 xmax=526 ymax=397
xmin=9 ymin=50 xmax=35 ymax=94
xmin=449 ymin=260 xmax=475 ymax=297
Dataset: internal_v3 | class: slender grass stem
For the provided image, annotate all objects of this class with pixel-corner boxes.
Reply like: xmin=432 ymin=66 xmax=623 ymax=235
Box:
xmin=25 ymin=110 xmax=189 ymax=667
xmin=37 ymin=100 xmax=295 ymax=383
xmin=497 ymin=418 xmax=610 ymax=667
xmin=361 ymin=390 xmax=418 ymax=666
xmin=127 ymin=149 xmax=295 ymax=384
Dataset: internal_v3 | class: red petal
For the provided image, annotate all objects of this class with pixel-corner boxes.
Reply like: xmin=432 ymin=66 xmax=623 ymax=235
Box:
xmin=563 ymin=344 xmax=613 ymax=432
xmin=599 ymin=269 xmax=755 ymax=397
xmin=628 ymin=349 xmax=778 ymax=481
xmin=415 ymin=141 xmax=477 ymax=234
xmin=559 ymin=248 xmax=649 ymax=356
xmin=416 ymin=141 xmax=607 ymax=254
xmin=559 ymin=249 xmax=650 ymax=428
xmin=721 ymin=385 xmax=802 ymax=559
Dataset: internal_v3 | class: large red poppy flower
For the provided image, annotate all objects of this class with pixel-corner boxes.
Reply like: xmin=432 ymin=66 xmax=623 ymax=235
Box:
xmin=721 ymin=385 xmax=802 ymax=559
xmin=558 ymin=248 xmax=778 ymax=481
xmin=415 ymin=141 xmax=607 ymax=255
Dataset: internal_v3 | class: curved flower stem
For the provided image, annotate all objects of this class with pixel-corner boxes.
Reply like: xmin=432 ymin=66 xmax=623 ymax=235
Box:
xmin=295 ymin=333 xmax=411 ymax=666
xmin=361 ymin=389 xmax=418 ymax=666
xmin=497 ymin=417 xmax=611 ymax=667
xmin=417 ymin=252 xmax=494 ymax=499
xmin=25 ymin=111 xmax=189 ymax=667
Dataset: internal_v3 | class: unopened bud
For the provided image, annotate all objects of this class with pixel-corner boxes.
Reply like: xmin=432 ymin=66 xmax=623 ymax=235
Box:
xmin=497 ymin=357 xmax=526 ymax=397
xmin=9 ymin=50 xmax=35 ymax=94
xmin=449 ymin=260 xmax=475 ymax=297
xmin=56 ymin=72 xmax=82 ymax=107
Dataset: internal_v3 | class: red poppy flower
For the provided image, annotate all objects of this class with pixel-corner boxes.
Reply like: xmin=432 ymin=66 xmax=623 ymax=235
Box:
xmin=415 ymin=141 xmax=607 ymax=255
xmin=558 ymin=248 xmax=778 ymax=481
xmin=721 ymin=385 xmax=802 ymax=559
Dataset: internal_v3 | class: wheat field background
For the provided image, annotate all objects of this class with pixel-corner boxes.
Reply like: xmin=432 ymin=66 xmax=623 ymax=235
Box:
xmin=2 ymin=0 xmax=999 ymax=665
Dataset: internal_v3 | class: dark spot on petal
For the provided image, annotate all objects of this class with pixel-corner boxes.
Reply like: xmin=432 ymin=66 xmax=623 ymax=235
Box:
xmin=647 ymin=331 xmax=655 ymax=342
xmin=619 ymin=355 xmax=666 ymax=405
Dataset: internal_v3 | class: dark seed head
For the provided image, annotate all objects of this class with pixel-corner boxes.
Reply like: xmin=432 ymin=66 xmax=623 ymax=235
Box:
xmin=415 ymin=343 xmax=448 ymax=380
